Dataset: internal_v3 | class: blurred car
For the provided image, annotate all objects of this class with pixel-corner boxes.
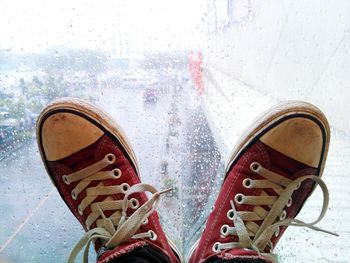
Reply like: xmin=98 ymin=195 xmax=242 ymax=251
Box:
xmin=0 ymin=121 xmax=16 ymax=145
xmin=121 ymin=75 xmax=139 ymax=88
xmin=0 ymin=110 xmax=10 ymax=120
xmin=143 ymin=87 xmax=159 ymax=104
xmin=121 ymin=71 xmax=148 ymax=88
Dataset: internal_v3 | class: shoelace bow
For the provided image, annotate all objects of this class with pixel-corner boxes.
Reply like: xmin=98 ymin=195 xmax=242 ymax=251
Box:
xmin=215 ymin=162 xmax=338 ymax=262
xmin=61 ymin=153 xmax=170 ymax=263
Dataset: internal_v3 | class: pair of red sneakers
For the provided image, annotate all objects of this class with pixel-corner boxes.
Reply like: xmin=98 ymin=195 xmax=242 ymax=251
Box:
xmin=36 ymin=98 xmax=336 ymax=263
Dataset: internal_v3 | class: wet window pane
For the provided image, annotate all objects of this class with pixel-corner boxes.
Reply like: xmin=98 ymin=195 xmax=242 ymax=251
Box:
xmin=0 ymin=1 xmax=348 ymax=262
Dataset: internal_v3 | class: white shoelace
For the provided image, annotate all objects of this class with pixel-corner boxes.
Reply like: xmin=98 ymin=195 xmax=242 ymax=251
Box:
xmin=62 ymin=153 xmax=170 ymax=263
xmin=214 ymin=162 xmax=338 ymax=262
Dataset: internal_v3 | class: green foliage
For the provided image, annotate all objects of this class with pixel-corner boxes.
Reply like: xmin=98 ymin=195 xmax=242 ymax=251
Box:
xmin=0 ymin=47 xmax=108 ymax=150
xmin=8 ymin=97 xmax=26 ymax=119
xmin=0 ymin=97 xmax=26 ymax=121
xmin=0 ymin=98 xmax=11 ymax=108
xmin=28 ymin=99 xmax=43 ymax=113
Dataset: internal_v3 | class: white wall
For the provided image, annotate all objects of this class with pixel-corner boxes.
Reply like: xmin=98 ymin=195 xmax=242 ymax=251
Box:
xmin=204 ymin=0 xmax=350 ymax=134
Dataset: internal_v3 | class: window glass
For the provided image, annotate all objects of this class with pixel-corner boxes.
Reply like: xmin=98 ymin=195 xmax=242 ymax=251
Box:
xmin=0 ymin=1 xmax=348 ymax=262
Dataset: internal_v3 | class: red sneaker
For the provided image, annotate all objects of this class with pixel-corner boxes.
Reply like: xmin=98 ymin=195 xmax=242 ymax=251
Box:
xmin=187 ymin=101 xmax=337 ymax=263
xmin=36 ymin=98 xmax=182 ymax=263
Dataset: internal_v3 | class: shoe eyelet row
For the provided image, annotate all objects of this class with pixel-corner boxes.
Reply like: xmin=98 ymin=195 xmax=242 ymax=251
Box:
xmin=121 ymin=183 xmax=130 ymax=193
xmin=62 ymin=175 xmax=70 ymax=185
xmin=242 ymin=178 xmax=252 ymax=188
xmin=71 ymin=190 xmax=77 ymax=200
xmin=210 ymin=205 xmax=215 ymax=213
xmin=279 ymin=210 xmax=287 ymax=220
xmin=234 ymin=193 xmax=244 ymax=204
xmin=220 ymin=224 xmax=229 ymax=236
xmin=112 ymin=168 xmax=122 ymax=179
xmin=274 ymin=226 xmax=280 ymax=237
xmin=250 ymin=162 xmax=261 ymax=172
xmin=148 ymin=230 xmax=157 ymax=241
xmin=212 ymin=242 xmax=221 ymax=253
xmin=130 ymin=198 xmax=139 ymax=209
xmin=268 ymin=241 xmax=274 ymax=252
xmin=105 ymin=153 xmax=116 ymax=164
xmin=78 ymin=204 xmax=84 ymax=216
xmin=227 ymin=209 xmax=234 ymax=220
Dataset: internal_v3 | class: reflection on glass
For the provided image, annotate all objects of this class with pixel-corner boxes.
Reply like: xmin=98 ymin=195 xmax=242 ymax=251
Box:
xmin=0 ymin=1 xmax=349 ymax=262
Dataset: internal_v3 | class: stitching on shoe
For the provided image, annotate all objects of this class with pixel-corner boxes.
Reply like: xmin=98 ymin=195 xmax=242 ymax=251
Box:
xmin=256 ymin=142 xmax=271 ymax=168
xmin=199 ymin=155 xmax=242 ymax=259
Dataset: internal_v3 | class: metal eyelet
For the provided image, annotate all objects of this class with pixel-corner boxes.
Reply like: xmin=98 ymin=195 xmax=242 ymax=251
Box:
xmin=212 ymin=242 xmax=221 ymax=253
xmin=112 ymin=168 xmax=122 ymax=179
xmin=286 ymin=197 xmax=293 ymax=207
xmin=295 ymin=182 xmax=301 ymax=190
xmin=121 ymin=183 xmax=130 ymax=193
xmin=268 ymin=241 xmax=274 ymax=252
xmin=234 ymin=193 xmax=244 ymax=204
xmin=142 ymin=218 xmax=149 ymax=225
xmin=279 ymin=210 xmax=287 ymax=220
xmin=243 ymin=178 xmax=252 ymax=188
xmin=227 ymin=209 xmax=234 ymax=220
xmin=250 ymin=162 xmax=261 ymax=172
xmin=62 ymin=175 xmax=70 ymax=185
xmin=220 ymin=224 xmax=229 ymax=236
xmin=71 ymin=190 xmax=77 ymax=200
xmin=148 ymin=230 xmax=157 ymax=241
xmin=210 ymin=205 xmax=215 ymax=213
xmin=130 ymin=198 xmax=139 ymax=209
xmin=274 ymin=227 xmax=280 ymax=237
xmin=78 ymin=205 xmax=84 ymax=216
xmin=105 ymin=153 xmax=116 ymax=164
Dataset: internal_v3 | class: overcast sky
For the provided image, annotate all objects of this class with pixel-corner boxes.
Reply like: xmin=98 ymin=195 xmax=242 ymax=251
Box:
xmin=0 ymin=0 xmax=207 ymax=54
